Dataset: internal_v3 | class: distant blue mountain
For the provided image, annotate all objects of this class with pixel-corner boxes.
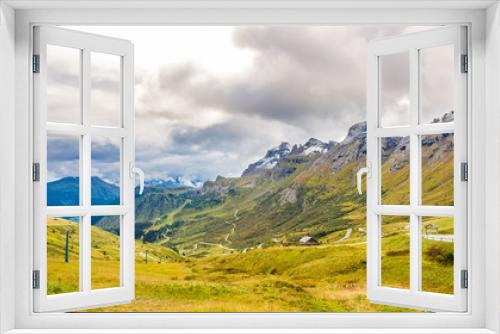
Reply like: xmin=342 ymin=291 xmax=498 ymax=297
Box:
xmin=145 ymin=177 xmax=204 ymax=189
xmin=47 ymin=176 xmax=120 ymax=206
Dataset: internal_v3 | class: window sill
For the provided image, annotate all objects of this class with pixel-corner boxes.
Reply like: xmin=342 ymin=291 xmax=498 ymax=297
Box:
xmin=4 ymin=329 xmax=497 ymax=334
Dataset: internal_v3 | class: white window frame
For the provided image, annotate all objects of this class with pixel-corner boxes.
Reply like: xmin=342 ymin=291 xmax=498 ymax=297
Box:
xmin=366 ymin=26 xmax=468 ymax=312
xmin=32 ymin=26 xmax=136 ymax=312
xmin=0 ymin=1 xmax=498 ymax=333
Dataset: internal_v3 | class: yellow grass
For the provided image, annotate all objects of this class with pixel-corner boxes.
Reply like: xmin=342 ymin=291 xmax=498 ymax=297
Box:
xmin=46 ymin=217 xmax=453 ymax=312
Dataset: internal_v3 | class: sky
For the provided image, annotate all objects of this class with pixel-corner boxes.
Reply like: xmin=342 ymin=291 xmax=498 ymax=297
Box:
xmin=46 ymin=25 xmax=452 ymax=184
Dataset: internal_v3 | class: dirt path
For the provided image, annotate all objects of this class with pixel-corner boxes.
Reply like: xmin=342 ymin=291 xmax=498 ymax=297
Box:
xmin=199 ymin=242 xmax=238 ymax=252
xmin=423 ymin=234 xmax=454 ymax=242
xmin=334 ymin=241 xmax=366 ymax=247
xmin=223 ymin=210 xmax=239 ymax=244
xmin=337 ymin=228 xmax=352 ymax=242
xmin=224 ymin=223 xmax=236 ymax=243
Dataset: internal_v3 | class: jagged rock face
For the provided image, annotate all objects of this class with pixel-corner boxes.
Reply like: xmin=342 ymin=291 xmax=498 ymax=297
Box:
xmin=201 ymin=175 xmax=235 ymax=195
xmin=431 ymin=111 xmax=454 ymax=124
xmin=242 ymin=138 xmax=335 ymax=178
xmin=342 ymin=121 xmax=366 ymax=145
xmin=240 ymin=111 xmax=453 ymax=181
xmin=242 ymin=142 xmax=291 ymax=177
xmin=301 ymin=138 xmax=331 ymax=155
xmin=278 ymin=186 xmax=299 ymax=206
xmin=325 ymin=121 xmax=367 ymax=173
xmin=422 ymin=133 xmax=454 ymax=164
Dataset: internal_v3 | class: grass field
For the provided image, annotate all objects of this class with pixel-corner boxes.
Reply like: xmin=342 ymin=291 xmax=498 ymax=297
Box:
xmin=47 ymin=216 xmax=454 ymax=312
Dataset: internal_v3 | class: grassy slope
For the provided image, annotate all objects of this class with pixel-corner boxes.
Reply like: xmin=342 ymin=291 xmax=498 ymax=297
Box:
xmin=47 ymin=217 xmax=182 ymax=295
xmin=47 ymin=135 xmax=455 ymax=312
xmin=48 ymin=217 xmax=453 ymax=312
xmin=163 ymin=135 xmax=453 ymax=252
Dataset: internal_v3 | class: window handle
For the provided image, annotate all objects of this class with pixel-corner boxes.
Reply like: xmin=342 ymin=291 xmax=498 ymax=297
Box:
xmin=357 ymin=163 xmax=371 ymax=195
xmin=130 ymin=162 xmax=145 ymax=195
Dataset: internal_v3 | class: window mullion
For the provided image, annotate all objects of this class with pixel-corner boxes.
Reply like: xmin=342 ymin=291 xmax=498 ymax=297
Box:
xmin=409 ymin=48 xmax=421 ymax=293
xmin=81 ymin=48 xmax=92 ymax=293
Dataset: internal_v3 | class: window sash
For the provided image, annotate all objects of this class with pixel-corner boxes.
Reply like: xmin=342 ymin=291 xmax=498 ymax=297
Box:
xmin=366 ymin=26 xmax=468 ymax=312
xmin=32 ymin=25 xmax=135 ymax=312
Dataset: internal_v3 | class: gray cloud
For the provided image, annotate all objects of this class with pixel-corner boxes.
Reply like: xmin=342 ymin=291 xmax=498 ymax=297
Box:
xmin=144 ymin=27 xmax=372 ymax=135
xmin=47 ymin=135 xmax=79 ymax=162
xmin=47 ymin=135 xmax=79 ymax=182
xmin=49 ymin=25 xmax=447 ymax=183
xmin=91 ymin=139 xmax=120 ymax=163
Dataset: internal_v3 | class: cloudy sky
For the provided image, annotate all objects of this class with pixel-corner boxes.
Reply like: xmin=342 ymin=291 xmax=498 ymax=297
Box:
xmin=46 ymin=25 xmax=451 ymax=184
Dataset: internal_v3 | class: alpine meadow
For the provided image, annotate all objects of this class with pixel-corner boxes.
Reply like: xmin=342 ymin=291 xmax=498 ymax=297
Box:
xmin=46 ymin=112 xmax=455 ymax=312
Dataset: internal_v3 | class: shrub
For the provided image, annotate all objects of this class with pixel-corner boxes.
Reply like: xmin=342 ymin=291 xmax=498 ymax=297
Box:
xmin=385 ymin=249 xmax=409 ymax=256
xmin=424 ymin=245 xmax=453 ymax=265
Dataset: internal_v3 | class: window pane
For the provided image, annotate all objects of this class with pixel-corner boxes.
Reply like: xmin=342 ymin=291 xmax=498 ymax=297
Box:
xmin=381 ymin=137 xmax=410 ymax=205
xmin=47 ymin=133 xmax=80 ymax=206
xmin=91 ymin=137 xmax=121 ymax=205
xmin=421 ymin=133 xmax=454 ymax=206
xmin=379 ymin=52 xmax=410 ymax=127
xmin=91 ymin=216 xmax=121 ymax=289
xmin=421 ymin=216 xmax=454 ymax=294
xmin=420 ymin=45 xmax=454 ymax=125
xmin=380 ymin=215 xmax=410 ymax=289
xmin=91 ymin=52 xmax=122 ymax=127
xmin=47 ymin=45 xmax=81 ymax=124
xmin=47 ymin=216 xmax=80 ymax=295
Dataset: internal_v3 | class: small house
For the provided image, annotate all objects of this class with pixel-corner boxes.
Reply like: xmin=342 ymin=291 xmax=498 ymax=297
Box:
xmin=298 ymin=236 xmax=320 ymax=246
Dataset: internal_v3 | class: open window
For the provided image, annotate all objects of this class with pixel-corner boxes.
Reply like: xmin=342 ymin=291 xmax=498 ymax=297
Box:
xmin=31 ymin=24 xmax=468 ymax=315
xmin=32 ymin=26 xmax=137 ymax=312
xmin=364 ymin=26 xmax=468 ymax=311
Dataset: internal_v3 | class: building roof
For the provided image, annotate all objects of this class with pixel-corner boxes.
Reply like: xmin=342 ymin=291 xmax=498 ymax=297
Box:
xmin=299 ymin=236 xmax=318 ymax=244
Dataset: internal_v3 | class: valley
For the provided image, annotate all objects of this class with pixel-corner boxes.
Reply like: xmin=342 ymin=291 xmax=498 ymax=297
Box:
xmin=46 ymin=112 xmax=455 ymax=312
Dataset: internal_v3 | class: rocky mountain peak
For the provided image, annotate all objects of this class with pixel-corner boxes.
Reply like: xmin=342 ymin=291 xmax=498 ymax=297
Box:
xmin=304 ymin=138 xmax=323 ymax=147
xmin=342 ymin=121 xmax=367 ymax=144
xmin=301 ymin=138 xmax=330 ymax=156
xmin=241 ymin=112 xmax=453 ymax=180
xmin=265 ymin=142 xmax=291 ymax=159
xmin=431 ymin=110 xmax=454 ymax=124
xmin=242 ymin=142 xmax=291 ymax=176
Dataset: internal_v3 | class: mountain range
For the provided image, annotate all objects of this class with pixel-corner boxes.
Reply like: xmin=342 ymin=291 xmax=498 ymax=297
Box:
xmin=47 ymin=175 xmax=202 ymax=207
xmin=48 ymin=111 xmax=454 ymax=255
xmin=47 ymin=176 xmax=120 ymax=206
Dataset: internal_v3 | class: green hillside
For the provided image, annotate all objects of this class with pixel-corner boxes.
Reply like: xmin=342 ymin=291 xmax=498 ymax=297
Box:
xmin=47 ymin=217 xmax=182 ymax=295
xmin=46 ymin=115 xmax=456 ymax=312
xmin=47 ymin=216 xmax=453 ymax=312
xmin=139 ymin=132 xmax=453 ymax=255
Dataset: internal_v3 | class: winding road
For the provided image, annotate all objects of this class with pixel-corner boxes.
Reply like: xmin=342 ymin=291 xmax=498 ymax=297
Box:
xmin=183 ymin=209 xmax=241 ymax=255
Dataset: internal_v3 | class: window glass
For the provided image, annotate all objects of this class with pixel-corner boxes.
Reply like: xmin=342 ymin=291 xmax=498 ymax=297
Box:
xmin=421 ymin=216 xmax=454 ymax=294
xmin=91 ymin=216 xmax=121 ymax=289
xmin=47 ymin=216 xmax=80 ymax=295
xmin=379 ymin=52 xmax=410 ymax=127
xmin=47 ymin=45 xmax=81 ymax=124
xmin=47 ymin=133 xmax=80 ymax=206
xmin=380 ymin=215 xmax=410 ymax=289
xmin=381 ymin=137 xmax=410 ymax=205
xmin=421 ymin=133 xmax=454 ymax=206
xmin=91 ymin=137 xmax=121 ymax=205
xmin=91 ymin=52 xmax=122 ymax=127
xmin=420 ymin=45 xmax=454 ymax=125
